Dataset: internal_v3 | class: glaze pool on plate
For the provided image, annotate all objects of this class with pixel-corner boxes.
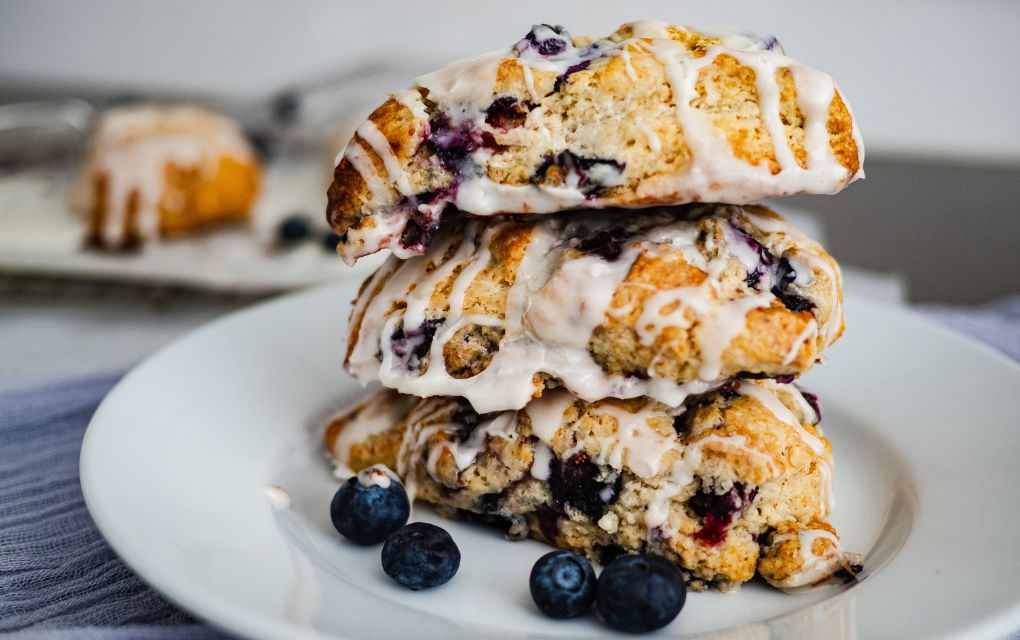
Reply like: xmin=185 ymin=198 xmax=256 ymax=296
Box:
xmin=80 ymin=284 xmax=1020 ymax=640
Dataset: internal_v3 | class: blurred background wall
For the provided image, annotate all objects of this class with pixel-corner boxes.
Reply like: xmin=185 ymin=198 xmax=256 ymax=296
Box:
xmin=2 ymin=0 xmax=1018 ymax=302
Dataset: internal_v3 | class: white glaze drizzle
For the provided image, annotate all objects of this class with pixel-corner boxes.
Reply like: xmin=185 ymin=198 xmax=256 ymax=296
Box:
xmin=394 ymin=387 xmax=799 ymax=544
xmin=356 ymin=464 xmax=401 ymax=490
xmin=524 ymin=388 xmax=576 ymax=442
xmin=342 ymin=141 xmax=390 ymax=206
xmin=73 ymin=105 xmax=255 ymax=247
xmin=348 ymin=206 xmax=837 ymax=412
xmin=736 ymin=381 xmax=825 ymax=455
xmin=769 ymin=527 xmax=845 ymax=588
xmin=392 ymin=89 xmax=430 ymax=122
xmin=586 ymin=401 xmax=680 ymax=478
xmin=739 ymin=208 xmax=843 ymax=344
xmin=326 ymin=389 xmax=416 ymax=468
xmin=518 ymin=60 xmax=542 ymax=103
xmin=355 ymin=120 xmax=413 ymax=196
xmin=531 ymin=442 xmax=554 ymax=480
xmin=782 ymin=318 xmax=818 ymax=366
xmin=336 ymin=21 xmax=863 ymax=261
xmin=612 ymin=46 xmax=639 ymax=81
xmin=636 ymin=121 xmax=662 ymax=152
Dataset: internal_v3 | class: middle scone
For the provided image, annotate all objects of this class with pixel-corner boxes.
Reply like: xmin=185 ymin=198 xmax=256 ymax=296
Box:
xmin=346 ymin=202 xmax=842 ymax=412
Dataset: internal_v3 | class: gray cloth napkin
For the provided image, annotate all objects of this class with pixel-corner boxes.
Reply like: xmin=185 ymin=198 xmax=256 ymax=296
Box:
xmin=1 ymin=301 xmax=1016 ymax=639
xmin=0 ymin=372 xmax=233 ymax=639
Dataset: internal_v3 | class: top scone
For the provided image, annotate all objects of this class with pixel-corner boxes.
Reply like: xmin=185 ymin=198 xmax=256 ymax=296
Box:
xmin=327 ymin=20 xmax=864 ymax=262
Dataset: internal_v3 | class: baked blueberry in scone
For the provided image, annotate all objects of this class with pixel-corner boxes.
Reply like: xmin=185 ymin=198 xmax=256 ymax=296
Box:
xmin=323 ymin=380 xmax=861 ymax=591
xmin=345 ymin=203 xmax=843 ymax=412
xmin=326 ymin=20 xmax=863 ymax=262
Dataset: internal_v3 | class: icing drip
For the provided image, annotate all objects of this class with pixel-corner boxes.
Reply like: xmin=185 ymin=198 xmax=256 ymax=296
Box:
xmin=770 ymin=528 xmax=846 ymax=588
xmin=326 ymin=389 xmax=416 ymax=471
xmin=531 ymin=443 xmax=554 ymax=480
xmin=783 ymin=319 xmax=818 ymax=366
xmin=392 ymin=89 xmax=430 ymax=122
xmin=524 ymin=388 xmax=576 ymax=442
xmin=356 ymin=464 xmax=401 ymax=490
xmin=356 ymin=120 xmax=412 ymax=196
xmin=636 ymin=121 xmax=662 ymax=153
xmin=525 ymin=251 xmax=637 ymax=350
xmin=342 ymin=141 xmax=390 ymax=206
xmin=586 ymin=402 xmax=681 ymax=478
xmin=736 ymin=381 xmax=826 ymax=455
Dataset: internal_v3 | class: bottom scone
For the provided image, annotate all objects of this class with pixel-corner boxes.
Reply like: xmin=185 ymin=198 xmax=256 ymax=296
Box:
xmin=324 ymin=380 xmax=861 ymax=591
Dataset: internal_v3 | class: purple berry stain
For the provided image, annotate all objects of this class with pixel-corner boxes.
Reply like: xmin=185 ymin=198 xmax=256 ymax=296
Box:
xmin=513 ymin=24 xmax=572 ymax=59
xmin=772 ymin=258 xmax=814 ymax=312
xmin=549 ymin=452 xmax=621 ymax=520
xmin=799 ymin=388 xmax=822 ymax=420
xmin=484 ymin=96 xmax=529 ymax=130
xmin=533 ymin=150 xmax=625 ymax=197
xmin=690 ymin=484 xmax=757 ymax=546
xmin=389 ymin=319 xmax=443 ymax=371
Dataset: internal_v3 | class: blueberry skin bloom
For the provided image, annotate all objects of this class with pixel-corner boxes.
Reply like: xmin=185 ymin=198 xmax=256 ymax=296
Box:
xmin=529 ymin=550 xmax=597 ymax=618
xmin=596 ymin=554 xmax=687 ymax=632
xmin=329 ymin=470 xmax=409 ymax=545
xmin=382 ymin=522 xmax=461 ymax=590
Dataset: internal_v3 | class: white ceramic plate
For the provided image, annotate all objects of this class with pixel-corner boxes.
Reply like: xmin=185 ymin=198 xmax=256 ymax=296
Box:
xmin=81 ymin=284 xmax=1020 ymax=640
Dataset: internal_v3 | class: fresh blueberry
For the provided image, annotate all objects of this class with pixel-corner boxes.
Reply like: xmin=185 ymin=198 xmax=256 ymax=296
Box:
xmin=271 ymin=91 xmax=301 ymax=125
xmin=529 ymin=550 xmax=597 ymax=618
xmin=596 ymin=554 xmax=687 ymax=632
xmin=322 ymin=231 xmax=342 ymax=252
xmin=329 ymin=465 xmax=410 ymax=545
xmin=245 ymin=128 xmax=276 ymax=161
xmin=276 ymin=214 xmax=312 ymax=244
xmin=381 ymin=522 xmax=461 ymax=590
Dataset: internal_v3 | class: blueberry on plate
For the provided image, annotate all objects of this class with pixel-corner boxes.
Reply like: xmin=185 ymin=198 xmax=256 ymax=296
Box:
xmin=596 ymin=554 xmax=686 ymax=632
xmin=381 ymin=522 xmax=460 ymax=590
xmin=329 ymin=465 xmax=409 ymax=545
xmin=322 ymin=231 xmax=342 ymax=252
xmin=529 ymin=550 xmax=597 ymax=618
xmin=276 ymin=214 xmax=312 ymax=245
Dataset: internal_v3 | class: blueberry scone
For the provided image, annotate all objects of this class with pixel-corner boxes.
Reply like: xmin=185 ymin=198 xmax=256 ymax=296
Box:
xmin=324 ymin=380 xmax=860 ymax=591
xmin=346 ymin=203 xmax=842 ymax=412
xmin=326 ymin=20 xmax=863 ymax=262
xmin=73 ymin=105 xmax=261 ymax=250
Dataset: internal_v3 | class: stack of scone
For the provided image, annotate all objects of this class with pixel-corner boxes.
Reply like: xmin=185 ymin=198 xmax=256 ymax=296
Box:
xmin=322 ymin=20 xmax=864 ymax=592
